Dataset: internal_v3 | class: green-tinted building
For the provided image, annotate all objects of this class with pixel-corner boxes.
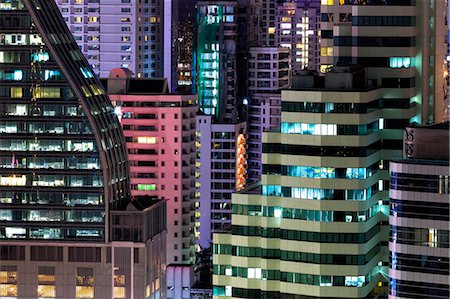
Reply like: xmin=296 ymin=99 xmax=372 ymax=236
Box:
xmin=195 ymin=0 xmax=238 ymax=122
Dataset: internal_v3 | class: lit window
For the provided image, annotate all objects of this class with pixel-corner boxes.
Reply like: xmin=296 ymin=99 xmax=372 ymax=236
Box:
xmin=11 ymin=87 xmax=22 ymax=98
xmin=0 ymin=175 xmax=26 ymax=186
xmin=321 ymin=0 xmax=333 ymax=4
xmin=390 ymin=57 xmax=412 ymax=68
xmin=38 ymin=285 xmax=56 ymax=298
xmin=345 ymin=276 xmax=365 ymax=287
xmin=113 ymin=275 xmax=126 ymax=298
xmin=137 ymin=137 xmax=157 ymax=144
xmin=137 ymin=184 xmax=156 ymax=191
xmin=0 ymin=269 xmax=18 ymax=297
xmin=247 ymin=268 xmax=261 ymax=279
xmin=320 ymin=47 xmax=333 ymax=57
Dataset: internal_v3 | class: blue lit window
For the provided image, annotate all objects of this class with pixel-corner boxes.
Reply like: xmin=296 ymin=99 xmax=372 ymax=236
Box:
xmin=262 ymin=185 xmax=282 ymax=196
xmin=345 ymin=276 xmax=366 ymax=287
xmin=390 ymin=57 xmax=412 ymax=68
xmin=44 ymin=70 xmax=61 ymax=81
xmin=80 ymin=67 xmax=94 ymax=79
xmin=31 ymin=52 xmax=49 ymax=62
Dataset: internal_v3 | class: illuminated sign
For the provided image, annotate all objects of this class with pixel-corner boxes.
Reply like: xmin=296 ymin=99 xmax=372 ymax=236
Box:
xmin=235 ymin=134 xmax=248 ymax=191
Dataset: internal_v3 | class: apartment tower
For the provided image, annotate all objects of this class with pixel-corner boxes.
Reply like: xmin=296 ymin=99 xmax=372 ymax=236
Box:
xmin=102 ymin=68 xmax=197 ymax=266
xmin=55 ymin=0 xmax=179 ymax=90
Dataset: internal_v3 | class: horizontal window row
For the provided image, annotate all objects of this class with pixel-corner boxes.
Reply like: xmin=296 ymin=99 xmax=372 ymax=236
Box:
xmin=0 ymin=103 xmax=83 ymax=116
xmin=232 ymin=204 xmax=379 ymax=222
xmin=0 ymin=192 xmax=102 ymax=206
xmin=0 ymin=121 xmax=92 ymax=135
xmin=391 ymin=199 xmax=449 ymax=221
xmin=262 ymin=184 xmax=379 ymax=201
xmin=352 ymin=16 xmax=415 ymax=26
xmin=0 ymin=139 xmax=96 ymax=152
xmin=262 ymin=141 xmax=381 ymax=157
xmin=0 ymin=156 xmax=100 ymax=170
xmin=334 ymin=36 xmax=415 ymax=47
xmin=0 ymin=174 xmax=103 ymax=187
xmin=263 ymin=163 xmax=379 ymax=179
xmin=213 ymin=244 xmax=380 ymax=265
xmin=0 ymin=227 xmax=103 ymax=240
xmin=391 ymin=252 xmax=449 ymax=276
xmin=215 ymin=266 xmax=375 ymax=287
xmin=281 ymin=120 xmax=380 ymax=136
xmin=390 ymin=226 xmax=449 ymax=248
xmin=281 ymin=101 xmax=378 ymax=114
xmin=339 ymin=0 xmax=415 ymax=5
xmin=0 ymin=33 xmax=44 ymax=46
xmin=0 ymin=68 xmax=64 ymax=81
xmin=0 ymin=86 xmax=74 ymax=99
xmin=0 ymin=210 xmax=104 ymax=223
xmin=231 ymin=224 xmax=380 ymax=243
xmin=390 ymin=278 xmax=450 ymax=299
xmin=391 ymin=172 xmax=450 ymax=194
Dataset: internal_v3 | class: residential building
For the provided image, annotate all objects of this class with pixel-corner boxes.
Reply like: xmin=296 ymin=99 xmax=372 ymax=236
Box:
xmin=0 ymin=1 xmax=166 ymax=298
xmin=196 ymin=115 xmax=247 ymax=249
xmin=389 ymin=122 xmax=449 ymax=299
xmin=195 ymin=0 xmax=239 ymax=122
xmin=102 ymin=68 xmax=198 ymax=266
xmin=275 ymin=0 xmax=321 ymax=72
xmin=247 ymin=47 xmax=290 ymax=182
xmin=55 ymin=0 xmax=179 ymax=90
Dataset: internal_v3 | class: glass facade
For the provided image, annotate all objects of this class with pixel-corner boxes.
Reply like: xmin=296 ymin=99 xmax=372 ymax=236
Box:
xmin=0 ymin=0 xmax=129 ymax=241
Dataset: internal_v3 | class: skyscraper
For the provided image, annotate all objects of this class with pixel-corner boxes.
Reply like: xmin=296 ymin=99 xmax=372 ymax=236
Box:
xmin=55 ymin=0 xmax=179 ymax=90
xmin=390 ymin=122 xmax=449 ymax=299
xmin=0 ymin=1 xmax=166 ymax=297
xmin=214 ymin=67 xmax=388 ymax=298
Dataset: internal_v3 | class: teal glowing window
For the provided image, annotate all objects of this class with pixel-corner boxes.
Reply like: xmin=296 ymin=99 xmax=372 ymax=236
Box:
xmin=137 ymin=184 xmax=156 ymax=191
xmin=80 ymin=67 xmax=94 ymax=79
xmin=390 ymin=57 xmax=411 ymax=68
xmin=32 ymin=52 xmax=50 ymax=62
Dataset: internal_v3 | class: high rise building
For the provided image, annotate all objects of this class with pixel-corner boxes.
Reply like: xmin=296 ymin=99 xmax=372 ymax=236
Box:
xmin=177 ymin=19 xmax=195 ymax=90
xmin=55 ymin=0 xmax=179 ymax=90
xmin=0 ymin=1 xmax=166 ymax=298
xmin=320 ymin=0 xmax=447 ymax=123
xmin=247 ymin=47 xmax=290 ymax=182
xmin=102 ymin=68 xmax=198 ymax=266
xmin=213 ymin=67 xmax=389 ymax=298
xmin=389 ymin=122 xmax=449 ymax=299
xmin=275 ymin=0 xmax=321 ymax=72
xmin=213 ymin=0 xmax=448 ymax=297
xmin=195 ymin=0 xmax=239 ymax=122
xmin=196 ymin=115 xmax=247 ymax=249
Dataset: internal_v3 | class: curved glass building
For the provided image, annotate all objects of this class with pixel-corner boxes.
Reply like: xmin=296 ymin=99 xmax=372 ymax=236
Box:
xmin=0 ymin=1 xmax=167 ymax=298
xmin=0 ymin=0 xmax=129 ymax=242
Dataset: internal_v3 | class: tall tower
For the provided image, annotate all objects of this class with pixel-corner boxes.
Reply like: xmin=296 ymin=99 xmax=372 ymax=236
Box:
xmin=55 ymin=0 xmax=179 ymax=90
xmin=195 ymin=0 xmax=238 ymax=123
xmin=0 ymin=1 xmax=166 ymax=298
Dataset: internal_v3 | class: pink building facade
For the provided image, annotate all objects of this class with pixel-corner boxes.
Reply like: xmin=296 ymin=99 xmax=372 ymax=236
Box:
xmin=103 ymin=68 xmax=197 ymax=266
